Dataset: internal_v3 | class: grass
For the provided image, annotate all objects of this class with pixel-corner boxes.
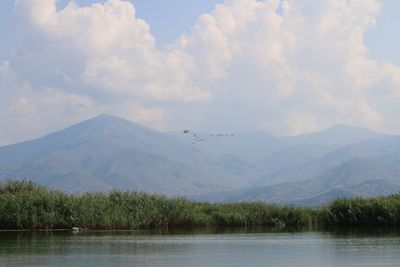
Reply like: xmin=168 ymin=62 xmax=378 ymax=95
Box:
xmin=321 ymin=195 xmax=400 ymax=225
xmin=1 ymin=180 xmax=400 ymax=230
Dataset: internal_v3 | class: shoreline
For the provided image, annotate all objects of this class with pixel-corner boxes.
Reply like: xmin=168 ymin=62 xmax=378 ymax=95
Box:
xmin=2 ymin=225 xmax=400 ymax=234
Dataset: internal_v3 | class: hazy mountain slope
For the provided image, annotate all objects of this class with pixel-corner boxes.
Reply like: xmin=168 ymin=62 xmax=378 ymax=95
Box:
xmin=316 ymin=136 xmax=400 ymax=165
xmin=171 ymin=125 xmax=387 ymax=179
xmin=1 ymin=115 xmax=398 ymax=200
xmin=220 ymin=155 xmax=263 ymax=182
xmin=253 ymin=125 xmax=390 ymax=183
xmin=0 ymin=114 xmax=165 ymax=167
xmin=283 ymin=124 xmax=387 ymax=145
xmin=0 ymin=115 xmax=248 ymax=195
xmin=256 ymin=144 xmax=338 ymax=173
xmin=229 ymin=159 xmax=400 ymax=204
xmin=293 ymin=180 xmax=400 ymax=206
xmin=255 ymin=135 xmax=400 ymax=186
xmin=169 ymin=131 xmax=285 ymax=162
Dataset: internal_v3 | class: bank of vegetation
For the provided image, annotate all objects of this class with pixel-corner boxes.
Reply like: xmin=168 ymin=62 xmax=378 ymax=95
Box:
xmin=1 ymin=181 xmax=400 ymax=230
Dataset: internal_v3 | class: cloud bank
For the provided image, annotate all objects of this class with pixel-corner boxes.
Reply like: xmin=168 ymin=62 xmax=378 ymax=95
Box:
xmin=1 ymin=0 xmax=400 ymax=144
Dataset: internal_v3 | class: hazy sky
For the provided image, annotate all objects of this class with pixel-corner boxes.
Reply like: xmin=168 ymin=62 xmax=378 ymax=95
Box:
xmin=0 ymin=0 xmax=400 ymax=145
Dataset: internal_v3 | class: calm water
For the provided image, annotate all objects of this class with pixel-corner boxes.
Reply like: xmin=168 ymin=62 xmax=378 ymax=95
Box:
xmin=1 ymin=227 xmax=400 ymax=267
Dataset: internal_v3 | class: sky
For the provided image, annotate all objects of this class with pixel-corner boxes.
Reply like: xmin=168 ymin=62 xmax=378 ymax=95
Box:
xmin=0 ymin=0 xmax=400 ymax=145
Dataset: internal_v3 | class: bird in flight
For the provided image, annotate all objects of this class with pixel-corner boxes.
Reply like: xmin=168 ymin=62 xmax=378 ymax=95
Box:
xmin=183 ymin=129 xmax=234 ymax=144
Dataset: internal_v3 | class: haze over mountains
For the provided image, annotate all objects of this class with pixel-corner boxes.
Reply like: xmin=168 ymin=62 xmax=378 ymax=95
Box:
xmin=0 ymin=114 xmax=399 ymax=205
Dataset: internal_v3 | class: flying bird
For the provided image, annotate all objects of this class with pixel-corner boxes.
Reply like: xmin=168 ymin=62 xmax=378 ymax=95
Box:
xmin=183 ymin=129 xmax=234 ymax=144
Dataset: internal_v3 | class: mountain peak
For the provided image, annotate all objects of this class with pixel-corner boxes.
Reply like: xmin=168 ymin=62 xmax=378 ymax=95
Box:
xmin=284 ymin=124 xmax=385 ymax=145
xmin=0 ymin=114 xmax=247 ymax=196
xmin=323 ymin=124 xmax=375 ymax=133
xmin=91 ymin=113 xmax=130 ymax=121
xmin=92 ymin=113 xmax=119 ymax=120
xmin=71 ymin=114 xmax=155 ymax=134
xmin=85 ymin=113 xmax=132 ymax=125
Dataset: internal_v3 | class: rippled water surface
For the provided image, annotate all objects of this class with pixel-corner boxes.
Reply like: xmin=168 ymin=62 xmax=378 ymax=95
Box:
xmin=1 ymin=227 xmax=400 ymax=267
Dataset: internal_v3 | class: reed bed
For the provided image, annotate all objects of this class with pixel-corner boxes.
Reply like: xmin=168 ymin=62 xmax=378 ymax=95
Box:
xmin=1 ymin=181 xmax=399 ymax=230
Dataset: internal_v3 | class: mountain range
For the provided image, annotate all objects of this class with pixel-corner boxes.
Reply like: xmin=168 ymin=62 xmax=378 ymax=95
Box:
xmin=0 ymin=114 xmax=399 ymax=205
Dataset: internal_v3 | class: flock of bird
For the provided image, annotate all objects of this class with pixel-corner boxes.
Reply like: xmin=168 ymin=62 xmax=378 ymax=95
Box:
xmin=183 ymin=129 xmax=234 ymax=144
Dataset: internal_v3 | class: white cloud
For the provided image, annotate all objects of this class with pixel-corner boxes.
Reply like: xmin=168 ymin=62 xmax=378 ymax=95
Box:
xmin=1 ymin=0 xmax=400 ymax=144
xmin=0 ymin=80 xmax=99 ymax=144
xmin=0 ymin=0 xmax=212 ymax=143
xmin=14 ymin=0 xmax=211 ymax=102
xmin=171 ymin=0 xmax=400 ymax=134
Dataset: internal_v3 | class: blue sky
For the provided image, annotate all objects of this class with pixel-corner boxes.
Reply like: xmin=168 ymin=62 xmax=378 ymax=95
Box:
xmin=365 ymin=0 xmax=400 ymax=64
xmin=0 ymin=0 xmax=400 ymax=145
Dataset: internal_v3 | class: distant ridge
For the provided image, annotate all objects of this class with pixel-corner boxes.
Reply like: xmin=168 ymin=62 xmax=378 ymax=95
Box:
xmin=0 ymin=114 xmax=155 ymax=166
xmin=283 ymin=124 xmax=387 ymax=145
xmin=227 ymin=158 xmax=400 ymax=205
xmin=1 ymin=114 xmax=399 ymax=205
xmin=0 ymin=114 xmax=247 ymax=195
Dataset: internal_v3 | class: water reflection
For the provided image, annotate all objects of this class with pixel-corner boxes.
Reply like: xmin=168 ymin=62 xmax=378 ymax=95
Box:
xmin=2 ymin=227 xmax=400 ymax=267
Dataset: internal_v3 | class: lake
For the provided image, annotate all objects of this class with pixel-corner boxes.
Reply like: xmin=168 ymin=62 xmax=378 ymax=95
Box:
xmin=1 ymin=227 xmax=400 ymax=267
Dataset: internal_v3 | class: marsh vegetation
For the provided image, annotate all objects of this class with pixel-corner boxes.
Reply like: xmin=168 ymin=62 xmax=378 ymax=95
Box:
xmin=1 ymin=181 xmax=399 ymax=230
